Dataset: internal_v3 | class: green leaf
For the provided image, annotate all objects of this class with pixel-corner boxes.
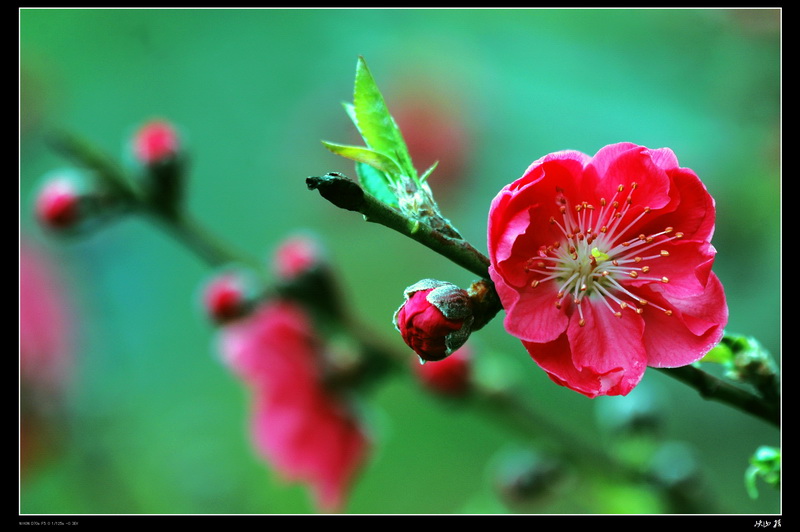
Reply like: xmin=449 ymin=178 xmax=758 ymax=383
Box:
xmin=418 ymin=161 xmax=439 ymax=183
xmin=352 ymin=56 xmax=417 ymax=181
xmin=699 ymin=342 xmax=734 ymax=365
xmin=745 ymin=446 xmax=781 ymax=499
xmin=355 ymin=162 xmax=398 ymax=207
xmin=322 ymin=141 xmax=403 ymax=177
xmin=343 ymin=102 xmax=358 ymax=128
xmin=744 ymin=466 xmax=760 ymax=499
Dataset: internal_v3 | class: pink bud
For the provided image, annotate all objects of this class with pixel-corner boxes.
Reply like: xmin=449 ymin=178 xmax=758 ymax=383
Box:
xmin=273 ymin=235 xmax=322 ymax=280
xmin=133 ymin=120 xmax=179 ymax=165
xmin=394 ymin=279 xmax=473 ymax=362
xmin=35 ymin=176 xmax=81 ymax=230
xmin=202 ymin=271 xmax=258 ymax=324
xmin=413 ymin=346 xmax=472 ymax=396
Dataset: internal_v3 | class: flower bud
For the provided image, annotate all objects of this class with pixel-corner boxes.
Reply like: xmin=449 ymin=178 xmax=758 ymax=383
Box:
xmin=271 ymin=234 xmax=345 ymax=320
xmin=35 ymin=177 xmax=81 ymax=230
xmin=34 ymin=168 xmax=107 ymax=233
xmin=273 ymin=234 xmax=323 ymax=281
xmin=393 ymin=279 xmax=473 ymax=362
xmin=202 ymin=269 xmax=261 ymax=324
xmin=133 ymin=119 xmax=180 ymax=166
xmin=745 ymin=446 xmax=780 ymax=499
xmin=413 ymin=345 xmax=472 ymax=396
xmin=131 ymin=119 xmax=185 ymax=215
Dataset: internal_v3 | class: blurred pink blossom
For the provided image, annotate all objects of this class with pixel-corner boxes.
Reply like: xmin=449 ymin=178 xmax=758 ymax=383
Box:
xmin=412 ymin=346 xmax=472 ymax=397
xmin=391 ymin=93 xmax=471 ymax=193
xmin=219 ymin=300 xmax=369 ymax=512
xmin=20 ymin=240 xmax=74 ymax=472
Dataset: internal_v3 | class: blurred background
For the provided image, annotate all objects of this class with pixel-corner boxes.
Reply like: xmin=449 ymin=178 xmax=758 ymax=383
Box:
xmin=20 ymin=8 xmax=780 ymax=515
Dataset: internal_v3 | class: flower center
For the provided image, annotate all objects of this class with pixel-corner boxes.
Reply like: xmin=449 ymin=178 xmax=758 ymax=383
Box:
xmin=524 ymin=183 xmax=680 ymax=326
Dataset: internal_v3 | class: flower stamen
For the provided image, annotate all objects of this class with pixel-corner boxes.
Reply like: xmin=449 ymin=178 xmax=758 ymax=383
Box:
xmin=523 ymin=185 xmax=680 ymax=321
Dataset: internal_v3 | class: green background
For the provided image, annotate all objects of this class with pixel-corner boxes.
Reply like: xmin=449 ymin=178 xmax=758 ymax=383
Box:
xmin=20 ymin=8 xmax=780 ymax=515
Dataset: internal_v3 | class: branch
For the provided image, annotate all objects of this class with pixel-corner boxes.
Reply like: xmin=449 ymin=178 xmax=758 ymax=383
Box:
xmin=656 ymin=366 xmax=780 ymax=428
xmin=153 ymin=211 xmax=261 ymax=271
xmin=48 ymin=130 xmax=260 ymax=272
xmin=306 ymin=172 xmax=491 ymax=279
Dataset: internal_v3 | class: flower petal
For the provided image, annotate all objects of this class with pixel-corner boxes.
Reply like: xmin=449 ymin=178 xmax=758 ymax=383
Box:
xmin=490 ymin=267 xmax=569 ymax=343
xmin=661 ymin=167 xmax=717 ymax=242
xmin=567 ymin=299 xmax=646 ymax=378
xmin=587 ymin=143 xmax=672 ymax=215
xmin=641 ymin=240 xmax=716 ymax=299
xmin=523 ymin=334 xmax=637 ymax=398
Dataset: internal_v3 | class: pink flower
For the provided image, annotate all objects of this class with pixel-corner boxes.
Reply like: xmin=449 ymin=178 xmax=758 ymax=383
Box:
xmin=219 ymin=300 xmax=368 ymax=512
xmin=133 ymin=119 xmax=180 ymax=165
xmin=487 ymin=143 xmax=728 ymax=397
xmin=20 ymin=241 xmax=73 ymax=399
xmin=394 ymin=279 xmax=473 ymax=362
xmin=20 ymin=240 xmax=74 ymax=472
